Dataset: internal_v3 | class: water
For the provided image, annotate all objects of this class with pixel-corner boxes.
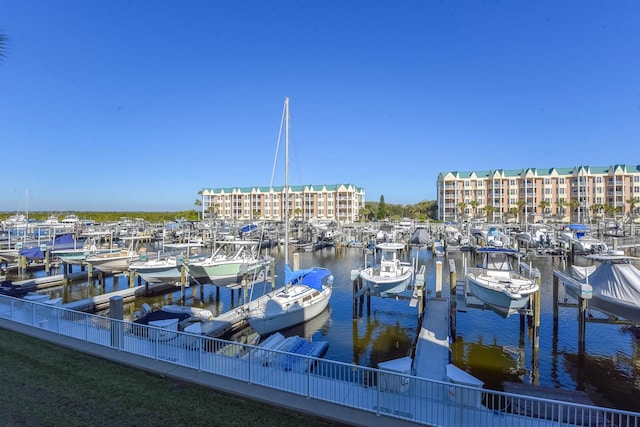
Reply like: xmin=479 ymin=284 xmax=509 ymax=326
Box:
xmin=12 ymin=246 xmax=640 ymax=413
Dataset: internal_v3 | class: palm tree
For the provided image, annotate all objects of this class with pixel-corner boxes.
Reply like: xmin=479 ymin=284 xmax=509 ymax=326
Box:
xmin=508 ymin=207 xmax=519 ymax=223
xmin=538 ymin=200 xmax=550 ymax=221
xmin=556 ymin=198 xmax=567 ymax=222
xmin=193 ymin=199 xmax=202 ymax=220
xmin=485 ymin=205 xmax=496 ymax=222
xmin=628 ymin=197 xmax=639 ymax=235
xmin=516 ymin=199 xmax=526 ymax=226
xmin=469 ymin=200 xmax=479 ymax=219
xmin=627 ymin=197 xmax=639 ymax=222
xmin=569 ymin=199 xmax=581 ymax=222
xmin=590 ymin=203 xmax=603 ymax=221
xmin=603 ymin=203 xmax=617 ymax=220
xmin=457 ymin=202 xmax=467 ymax=222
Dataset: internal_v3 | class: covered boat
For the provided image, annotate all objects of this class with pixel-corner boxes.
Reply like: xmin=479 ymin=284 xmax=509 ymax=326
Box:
xmin=565 ymin=250 xmax=640 ymax=324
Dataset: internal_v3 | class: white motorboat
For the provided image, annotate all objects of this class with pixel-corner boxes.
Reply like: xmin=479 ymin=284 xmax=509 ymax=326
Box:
xmin=128 ymin=254 xmax=185 ymax=283
xmin=565 ymin=250 xmax=640 ymax=324
xmin=86 ymin=236 xmax=148 ymax=274
xmin=184 ymin=244 xmax=273 ymax=285
xmin=465 ymin=247 xmax=539 ymax=317
xmin=359 ymin=242 xmax=413 ymax=296
xmin=244 ymin=97 xmax=333 ymax=336
xmin=52 ymin=231 xmax=118 ymax=265
xmin=559 ymin=224 xmax=608 ymax=254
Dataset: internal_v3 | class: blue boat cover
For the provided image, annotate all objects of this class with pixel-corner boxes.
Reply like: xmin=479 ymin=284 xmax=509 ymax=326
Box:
xmin=19 ymin=233 xmax=77 ymax=259
xmin=240 ymin=224 xmax=258 ymax=233
xmin=284 ymin=264 xmax=332 ymax=291
xmin=567 ymin=224 xmax=590 ymax=231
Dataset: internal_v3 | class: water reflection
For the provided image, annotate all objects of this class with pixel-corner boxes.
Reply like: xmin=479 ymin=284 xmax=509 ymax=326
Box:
xmin=451 ymin=336 xmax=527 ymax=390
xmin=7 ymin=245 xmax=640 ymax=412
xmin=562 ymin=346 xmax=640 ymax=412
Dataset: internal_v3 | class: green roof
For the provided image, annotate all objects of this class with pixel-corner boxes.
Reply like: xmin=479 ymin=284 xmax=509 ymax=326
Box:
xmin=439 ymin=164 xmax=640 ymax=178
xmin=201 ymin=183 xmax=365 ymax=194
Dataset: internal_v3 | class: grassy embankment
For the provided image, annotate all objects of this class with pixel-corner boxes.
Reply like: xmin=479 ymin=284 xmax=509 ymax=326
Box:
xmin=0 ymin=328 xmax=344 ymax=426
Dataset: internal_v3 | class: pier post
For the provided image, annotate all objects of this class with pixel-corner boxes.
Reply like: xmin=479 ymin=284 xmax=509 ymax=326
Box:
xmin=449 ymin=259 xmax=457 ymax=339
xmin=270 ymin=260 xmax=276 ymax=291
xmin=129 ymin=270 xmax=135 ymax=288
xmin=449 ymin=265 xmax=456 ymax=294
xmin=113 ymin=274 xmax=119 ymax=289
xmin=18 ymin=255 xmax=27 ymax=276
xmin=243 ymin=274 xmax=248 ymax=305
xmin=45 ymin=248 xmax=50 ymax=275
xmin=435 ymin=260 xmax=442 ymax=298
xmin=533 ymin=276 xmax=541 ymax=349
xmin=578 ymin=296 xmax=587 ymax=357
xmin=352 ymin=277 xmax=359 ymax=319
xmin=552 ymin=275 xmax=559 ymax=330
xmin=109 ymin=295 xmax=124 ymax=349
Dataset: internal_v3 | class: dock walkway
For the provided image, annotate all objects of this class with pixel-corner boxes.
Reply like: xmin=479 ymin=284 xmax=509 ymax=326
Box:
xmin=412 ymin=297 xmax=449 ymax=381
xmin=1 ymin=295 xmax=637 ymax=426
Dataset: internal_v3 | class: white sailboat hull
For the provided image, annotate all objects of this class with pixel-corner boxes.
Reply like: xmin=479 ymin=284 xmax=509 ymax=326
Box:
xmin=247 ymin=284 xmax=332 ymax=336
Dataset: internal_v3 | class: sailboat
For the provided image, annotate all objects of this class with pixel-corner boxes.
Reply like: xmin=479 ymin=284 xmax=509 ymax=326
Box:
xmin=244 ymin=97 xmax=333 ymax=336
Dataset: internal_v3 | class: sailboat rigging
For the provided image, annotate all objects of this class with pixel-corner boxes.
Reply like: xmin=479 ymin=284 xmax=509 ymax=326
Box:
xmin=244 ymin=97 xmax=333 ymax=336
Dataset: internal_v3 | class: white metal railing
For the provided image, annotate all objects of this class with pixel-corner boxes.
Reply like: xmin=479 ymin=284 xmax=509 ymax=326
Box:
xmin=1 ymin=295 xmax=639 ymax=426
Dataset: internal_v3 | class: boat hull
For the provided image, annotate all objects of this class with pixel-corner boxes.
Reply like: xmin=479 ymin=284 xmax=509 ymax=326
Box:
xmin=359 ymin=267 xmax=413 ymax=296
xmin=86 ymin=253 xmax=139 ymax=273
xmin=466 ymin=275 xmax=536 ymax=317
xmin=247 ymin=284 xmax=332 ymax=336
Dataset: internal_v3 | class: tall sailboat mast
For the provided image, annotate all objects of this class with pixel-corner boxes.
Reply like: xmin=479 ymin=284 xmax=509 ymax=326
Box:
xmin=284 ymin=96 xmax=290 ymax=268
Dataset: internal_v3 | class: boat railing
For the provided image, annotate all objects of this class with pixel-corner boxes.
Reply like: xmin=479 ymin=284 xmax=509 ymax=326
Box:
xmin=0 ymin=294 xmax=638 ymax=426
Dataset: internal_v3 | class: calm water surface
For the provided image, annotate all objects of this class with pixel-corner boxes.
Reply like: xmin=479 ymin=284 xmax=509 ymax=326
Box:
xmin=17 ymin=245 xmax=640 ymax=413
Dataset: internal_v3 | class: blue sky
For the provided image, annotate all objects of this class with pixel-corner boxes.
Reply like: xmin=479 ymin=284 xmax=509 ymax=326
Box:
xmin=1 ymin=1 xmax=639 ymax=212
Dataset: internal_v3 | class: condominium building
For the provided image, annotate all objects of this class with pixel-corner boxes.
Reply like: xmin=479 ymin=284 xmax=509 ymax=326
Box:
xmin=199 ymin=183 xmax=365 ymax=223
xmin=437 ymin=165 xmax=640 ymax=223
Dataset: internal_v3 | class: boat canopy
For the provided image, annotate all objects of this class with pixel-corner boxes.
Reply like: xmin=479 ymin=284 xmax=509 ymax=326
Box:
xmin=580 ymin=258 xmax=640 ymax=304
xmin=567 ymin=224 xmax=590 ymax=231
xmin=19 ymin=233 xmax=77 ymax=259
xmin=240 ymin=224 xmax=258 ymax=233
xmin=284 ymin=264 xmax=332 ymax=291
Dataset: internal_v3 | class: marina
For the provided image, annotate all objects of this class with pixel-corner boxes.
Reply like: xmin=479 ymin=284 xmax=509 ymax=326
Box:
xmin=2 ymin=218 xmax=640 ymax=422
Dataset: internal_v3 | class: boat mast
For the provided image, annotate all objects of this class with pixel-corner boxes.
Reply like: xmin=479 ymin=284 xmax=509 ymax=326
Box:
xmin=284 ymin=96 xmax=290 ymax=268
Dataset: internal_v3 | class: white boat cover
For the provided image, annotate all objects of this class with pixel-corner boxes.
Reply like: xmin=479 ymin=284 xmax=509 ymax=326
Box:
xmin=578 ymin=259 xmax=640 ymax=312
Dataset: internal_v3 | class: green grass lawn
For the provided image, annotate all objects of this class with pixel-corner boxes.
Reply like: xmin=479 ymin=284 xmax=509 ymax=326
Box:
xmin=0 ymin=328 xmax=345 ymax=426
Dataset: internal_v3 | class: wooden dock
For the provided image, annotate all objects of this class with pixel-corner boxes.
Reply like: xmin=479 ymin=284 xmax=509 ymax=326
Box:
xmin=413 ymin=297 xmax=450 ymax=381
